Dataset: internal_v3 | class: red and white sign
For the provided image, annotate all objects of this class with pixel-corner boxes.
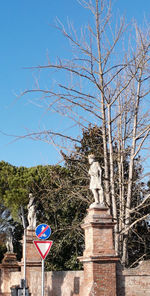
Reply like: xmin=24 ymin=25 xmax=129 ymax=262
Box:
xmin=33 ymin=240 xmax=53 ymax=260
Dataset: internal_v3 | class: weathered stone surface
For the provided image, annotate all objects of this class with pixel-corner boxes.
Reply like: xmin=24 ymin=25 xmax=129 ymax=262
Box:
xmin=88 ymin=154 xmax=105 ymax=205
xmin=1 ymin=212 xmax=150 ymax=295
xmin=0 ymin=253 xmax=150 ymax=295
xmin=78 ymin=206 xmax=118 ymax=296
xmin=117 ymin=261 xmax=150 ymax=296
xmin=0 ymin=253 xmax=20 ymax=296
xmin=27 ymin=193 xmax=36 ymax=230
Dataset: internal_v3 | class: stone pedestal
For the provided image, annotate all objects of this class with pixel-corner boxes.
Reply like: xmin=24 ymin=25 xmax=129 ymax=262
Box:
xmin=78 ymin=205 xmax=119 ymax=296
xmin=2 ymin=253 xmax=19 ymax=267
xmin=0 ymin=253 xmax=20 ymax=296
xmin=20 ymin=229 xmax=41 ymax=288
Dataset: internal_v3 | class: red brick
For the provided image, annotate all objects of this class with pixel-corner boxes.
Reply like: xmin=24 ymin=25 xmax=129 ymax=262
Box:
xmin=78 ymin=205 xmax=119 ymax=296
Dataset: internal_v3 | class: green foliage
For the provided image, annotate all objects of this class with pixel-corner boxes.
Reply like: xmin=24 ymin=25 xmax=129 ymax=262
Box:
xmin=0 ymin=161 xmax=53 ymax=219
xmin=127 ymin=181 xmax=150 ymax=267
xmin=44 ymin=125 xmax=105 ymax=270
xmin=62 ymin=126 xmax=150 ymax=267
xmin=35 ymin=165 xmax=86 ymax=270
xmin=0 ymin=126 xmax=149 ymax=269
xmin=0 ymin=160 xmax=85 ymax=269
xmin=61 ymin=125 xmax=104 ymax=205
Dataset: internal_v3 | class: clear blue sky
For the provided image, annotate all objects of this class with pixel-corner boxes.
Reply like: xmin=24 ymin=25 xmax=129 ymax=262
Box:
xmin=0 ymin=0 xmax=150 ymax=168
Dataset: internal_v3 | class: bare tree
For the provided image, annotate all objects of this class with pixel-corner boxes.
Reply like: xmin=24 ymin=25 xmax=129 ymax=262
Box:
xmin=21 ymin=0 xmax=150 ymax=265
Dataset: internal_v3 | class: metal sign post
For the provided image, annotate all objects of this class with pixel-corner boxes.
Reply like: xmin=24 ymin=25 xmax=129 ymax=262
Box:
xmin=34 ymin=241 xmax=53 ymax=296
xmin=34 ymin=224 xmax=53 ymax=296
xmin=42 ymin=259 xmax=45 ymax=296
xmin=20 ymin=206 xmax=27 ymax=296
xmin=23 ymin=228 xmax=26 ymax=296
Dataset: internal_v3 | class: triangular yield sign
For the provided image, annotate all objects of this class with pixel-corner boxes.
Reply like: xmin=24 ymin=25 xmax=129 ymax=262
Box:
xmin=33 ymin=240 xmax=53 ymax=260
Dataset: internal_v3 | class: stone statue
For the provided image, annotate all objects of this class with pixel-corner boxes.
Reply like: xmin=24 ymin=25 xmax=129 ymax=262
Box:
xmin=88 ymin=154 xmax=105 ymax=205
xmin=6 ymin=229 xmax=14 ymax=253
xmin=27 ymin=193 xmax=36 ymax=230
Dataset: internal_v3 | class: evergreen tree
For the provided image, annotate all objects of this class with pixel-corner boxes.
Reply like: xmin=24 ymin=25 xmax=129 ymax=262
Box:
xmin=62 ymin=125 xmax=150 ymax=267
xmin=0 ymin=129 xmax=149 ymax=268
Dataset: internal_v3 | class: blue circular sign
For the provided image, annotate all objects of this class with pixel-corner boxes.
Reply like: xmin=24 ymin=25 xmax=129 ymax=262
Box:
xmin=35 ymin=224 xmax=51 ymax=240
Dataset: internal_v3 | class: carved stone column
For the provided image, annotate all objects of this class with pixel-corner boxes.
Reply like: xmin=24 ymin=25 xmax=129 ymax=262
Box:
xmin=78 ymin=205 xmax=119 ymax=296
xmin=0 ymin=253 xmax=20 ymax=296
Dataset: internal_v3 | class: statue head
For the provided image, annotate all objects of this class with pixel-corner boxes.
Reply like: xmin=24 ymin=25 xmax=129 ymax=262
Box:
xmin=88 ymin=154 xmax=95 ymax=164
xmin=28 ymin=193 xmax=35 ymax=205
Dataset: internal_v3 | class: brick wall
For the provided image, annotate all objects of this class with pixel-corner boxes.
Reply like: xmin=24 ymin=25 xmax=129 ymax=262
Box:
xmin=92 ymin=261 xmax=117 ymax=296
xmin=0 ymin=269 xmax=84 ymax=296
xmin=1 ymin=262 xmax=150 ymax=295
xmin=0 ymin=270 xmax=21 ymax=296
xmin=79 ymin=206 xmax=119 ymax=296
xmin=29 ymin=270 xmax=84 ymax=296
xmin=117 ymin=260 xmax=150 ymax=296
